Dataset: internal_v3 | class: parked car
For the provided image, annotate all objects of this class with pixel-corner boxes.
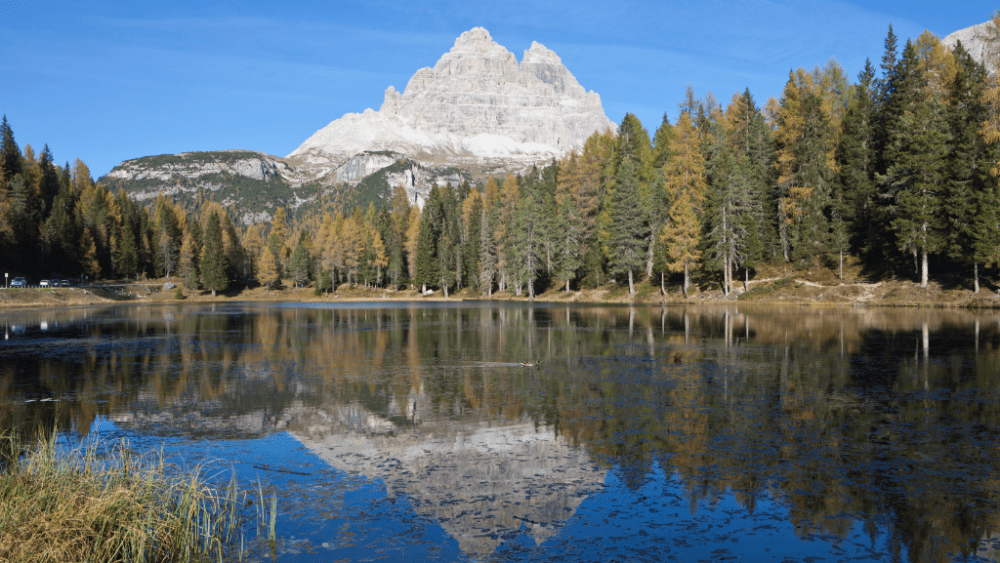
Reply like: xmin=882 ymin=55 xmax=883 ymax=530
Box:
xmin=10 ymin=277 xmax=27 ymax=288
xmin=59 ymin=279 xmax=71 ymax=287
xmin=39 ymin=280 xmax=51 ymax=287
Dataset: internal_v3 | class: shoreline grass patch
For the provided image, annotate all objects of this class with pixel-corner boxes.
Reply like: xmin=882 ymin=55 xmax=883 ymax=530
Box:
xmin=0 ymin=432 xmax=271 ymax=563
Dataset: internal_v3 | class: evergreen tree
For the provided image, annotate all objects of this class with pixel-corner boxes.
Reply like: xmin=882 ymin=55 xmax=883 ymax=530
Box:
xmin=116 ymin=221 xmax=138 ymax=280
xmin=511 ymin=173 xmax=545 ymax=298
xmin=290 ymin=241 xmax=310 ymax=287
xmin=947 ymin=41 xmax=992 ymax=292
xmin=200 ymin=212 xmax=228 ymax=297
xmin=606 ymin=158 xmax=647 ymax=295
xmin=0 ymin=115 xmax=21 ymax=181
xmin=554 ymin=193 xmax=583 ymax=292
xmin=414 ymin=186 xmax=442 ymax=293
xmin=38 ymin=145 xmax=60 ymax=218
xmin=880 ymin=41 xmax=949 ymax=288
xmin=836 ymin=59 xmax=877 ymax=275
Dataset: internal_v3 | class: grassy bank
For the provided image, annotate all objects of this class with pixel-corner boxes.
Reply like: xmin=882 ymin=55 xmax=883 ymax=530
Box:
xmin=0 ymin=432 xmax=274 ymax=563
xmin=4 ymin=257 xmax=1000 ymax=310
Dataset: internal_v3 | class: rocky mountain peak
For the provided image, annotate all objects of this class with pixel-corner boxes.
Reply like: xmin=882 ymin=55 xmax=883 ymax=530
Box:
xmin=287 ymin=27 xmax=616 ymax=184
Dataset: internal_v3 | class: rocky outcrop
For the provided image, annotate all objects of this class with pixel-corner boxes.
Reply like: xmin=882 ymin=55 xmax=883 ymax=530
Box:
xmin=287 ymin=27 xmax=616 ymax=182
xmin=943 ymin=21 xmax=995 ymax=70
xmin=100 ymin=151 xmax=320 ymax=225
xmin=105 ymin=150 xmax=299 ymax=187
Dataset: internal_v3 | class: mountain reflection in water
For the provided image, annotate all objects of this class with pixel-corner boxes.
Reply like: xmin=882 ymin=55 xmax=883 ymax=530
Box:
xmin=2 ymin=302 xmax=1000 ymax=562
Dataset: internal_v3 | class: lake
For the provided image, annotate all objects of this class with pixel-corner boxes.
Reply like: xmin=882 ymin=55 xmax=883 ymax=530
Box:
xmin=2 ymin=302 xmax=1000 ymax=562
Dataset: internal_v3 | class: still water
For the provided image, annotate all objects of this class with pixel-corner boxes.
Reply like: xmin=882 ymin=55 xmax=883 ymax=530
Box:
xmin=2 ymin=302 xmax=1000 ymax=562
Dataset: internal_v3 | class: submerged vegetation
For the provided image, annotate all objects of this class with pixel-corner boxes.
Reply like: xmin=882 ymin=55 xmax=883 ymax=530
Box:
xmin=0 ymin=431 xmax=275 ymax=563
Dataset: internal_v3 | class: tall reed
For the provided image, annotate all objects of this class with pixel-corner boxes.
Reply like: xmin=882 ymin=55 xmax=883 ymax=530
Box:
xmin=0 ymin=431 xmax=272 ymax=563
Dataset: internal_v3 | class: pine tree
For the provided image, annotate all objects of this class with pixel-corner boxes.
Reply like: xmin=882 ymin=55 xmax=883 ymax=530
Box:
xmin=200 ymin=212 xmax=228 ymax=297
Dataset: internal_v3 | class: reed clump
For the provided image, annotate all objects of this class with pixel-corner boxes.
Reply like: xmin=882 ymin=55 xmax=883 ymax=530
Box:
xmin=0 ymin=432 xmax=268 ymax=563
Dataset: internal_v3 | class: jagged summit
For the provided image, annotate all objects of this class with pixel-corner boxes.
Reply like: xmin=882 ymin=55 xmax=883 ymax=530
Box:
xmin=287 ymin=27 xmax=616 ymax=182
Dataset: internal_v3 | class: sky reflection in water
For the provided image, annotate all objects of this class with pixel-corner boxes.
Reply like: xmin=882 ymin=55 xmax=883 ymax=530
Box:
xmin=2 ymin=302 xmax=1000 ymax=562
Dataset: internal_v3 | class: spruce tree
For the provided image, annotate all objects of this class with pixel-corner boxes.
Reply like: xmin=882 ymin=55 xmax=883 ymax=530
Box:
xmin=606 ymin=158 xmax=648 ymax=295
xmin=881 ymin=41 xmax=949 ymax=288
xmin=38 ymin=145 xmax=60 ymax=218
xmin=290 ymin=241 xmax=309 ymax=287
xmin=200 ymin=213 xmax=228 ymax=297
xmin=0 ymin=115 xmax=21 ymax=181
xmin=836 ymin=59 xmax=877 ymax=273
xmin=414 ymin=186 xmax=442 ymax=293
xmin=947 ymin=41 xmax=991 ymax=292
xmin=554 ymin=192 xmax=583 ymax=292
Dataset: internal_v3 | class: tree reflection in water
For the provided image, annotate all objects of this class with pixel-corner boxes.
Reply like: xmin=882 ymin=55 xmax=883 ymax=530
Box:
xmin=1 ymin=303 xmax=1000 ymax=562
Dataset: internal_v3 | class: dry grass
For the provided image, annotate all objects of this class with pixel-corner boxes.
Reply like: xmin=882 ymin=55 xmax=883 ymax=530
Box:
xmin=0 ymin=432 xmax=274 ymax=563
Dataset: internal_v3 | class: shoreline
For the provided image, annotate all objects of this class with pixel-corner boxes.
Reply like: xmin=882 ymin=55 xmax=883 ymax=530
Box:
xmin=2 ymin=274 xmax=999 ymax=311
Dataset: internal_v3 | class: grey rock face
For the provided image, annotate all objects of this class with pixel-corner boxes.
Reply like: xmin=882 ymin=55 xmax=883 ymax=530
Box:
xmin=943 ymin=21 xmax=996 ymax=71
xmin=288 ymin=27 xmax=616 ymax=181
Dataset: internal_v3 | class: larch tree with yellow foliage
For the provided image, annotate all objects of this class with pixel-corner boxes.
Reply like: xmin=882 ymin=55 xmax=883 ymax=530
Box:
xmin=660 ymin=112 xmax=707 ymax=297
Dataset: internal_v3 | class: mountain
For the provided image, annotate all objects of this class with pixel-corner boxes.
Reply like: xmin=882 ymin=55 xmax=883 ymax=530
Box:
xmin=100 ymin=149 xmax=471 ymax=220
xmin=285 ymin=27 xmax=617 ymax=183
xmin=102 ymin=28 xmax=606 ymax=217
xmin=943 ymin=20 xmax=994 ymax=70
xmin=101 ymin=150 xmax=314 ymax=225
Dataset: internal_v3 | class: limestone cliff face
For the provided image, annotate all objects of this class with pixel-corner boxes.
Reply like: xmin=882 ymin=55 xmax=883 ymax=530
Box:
xmin=287 ymin=27 xmax=617 ymax=181
xmin=943 ymin=21 xmax=995 ymax=71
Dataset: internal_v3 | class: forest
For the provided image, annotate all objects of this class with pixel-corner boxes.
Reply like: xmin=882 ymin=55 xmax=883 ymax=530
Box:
xmin=2 ymin=23 xmax=1000 ymax=298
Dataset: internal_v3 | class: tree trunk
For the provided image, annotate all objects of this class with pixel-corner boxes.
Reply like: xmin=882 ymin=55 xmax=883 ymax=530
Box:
xmin=974 ymin=262 xmax=980 ymax=293
xmin=646 ymin=233 xmax=654 ymax=277
xmin=566 ymin=279 xmax=570 ymax=293
xmin=722 ymin=254 xmax=730 ymax=297
xmin=920 ymin=250 xmax=928 ymax=289
xmin=443 ymin=284 xmax=449 ymax=298
xmin=422 ymin=283 xmax=427 ymax=295
xmin=660 ymin=272 xmax=665 ymax=296
xmin=628 ymin=269 xmax=635 ymax=296
xmin=683 ymin=264 xmax=689 ymax=298
xmin=744 ymin=268 xmax=749 ymax=293
xmin=211 ymin=288 xmax=216 ymax=298
xmin=839 ymin=250 xmax=843 ymax=281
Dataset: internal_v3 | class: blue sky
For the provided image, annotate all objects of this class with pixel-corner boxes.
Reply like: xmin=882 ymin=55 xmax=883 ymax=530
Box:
xmin=2 ymin=0 xmax=997 ymax=178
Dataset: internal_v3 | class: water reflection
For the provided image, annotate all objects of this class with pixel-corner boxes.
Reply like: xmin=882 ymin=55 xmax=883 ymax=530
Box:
xmin=2 ymin=303 xmax=1000 ymax=562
